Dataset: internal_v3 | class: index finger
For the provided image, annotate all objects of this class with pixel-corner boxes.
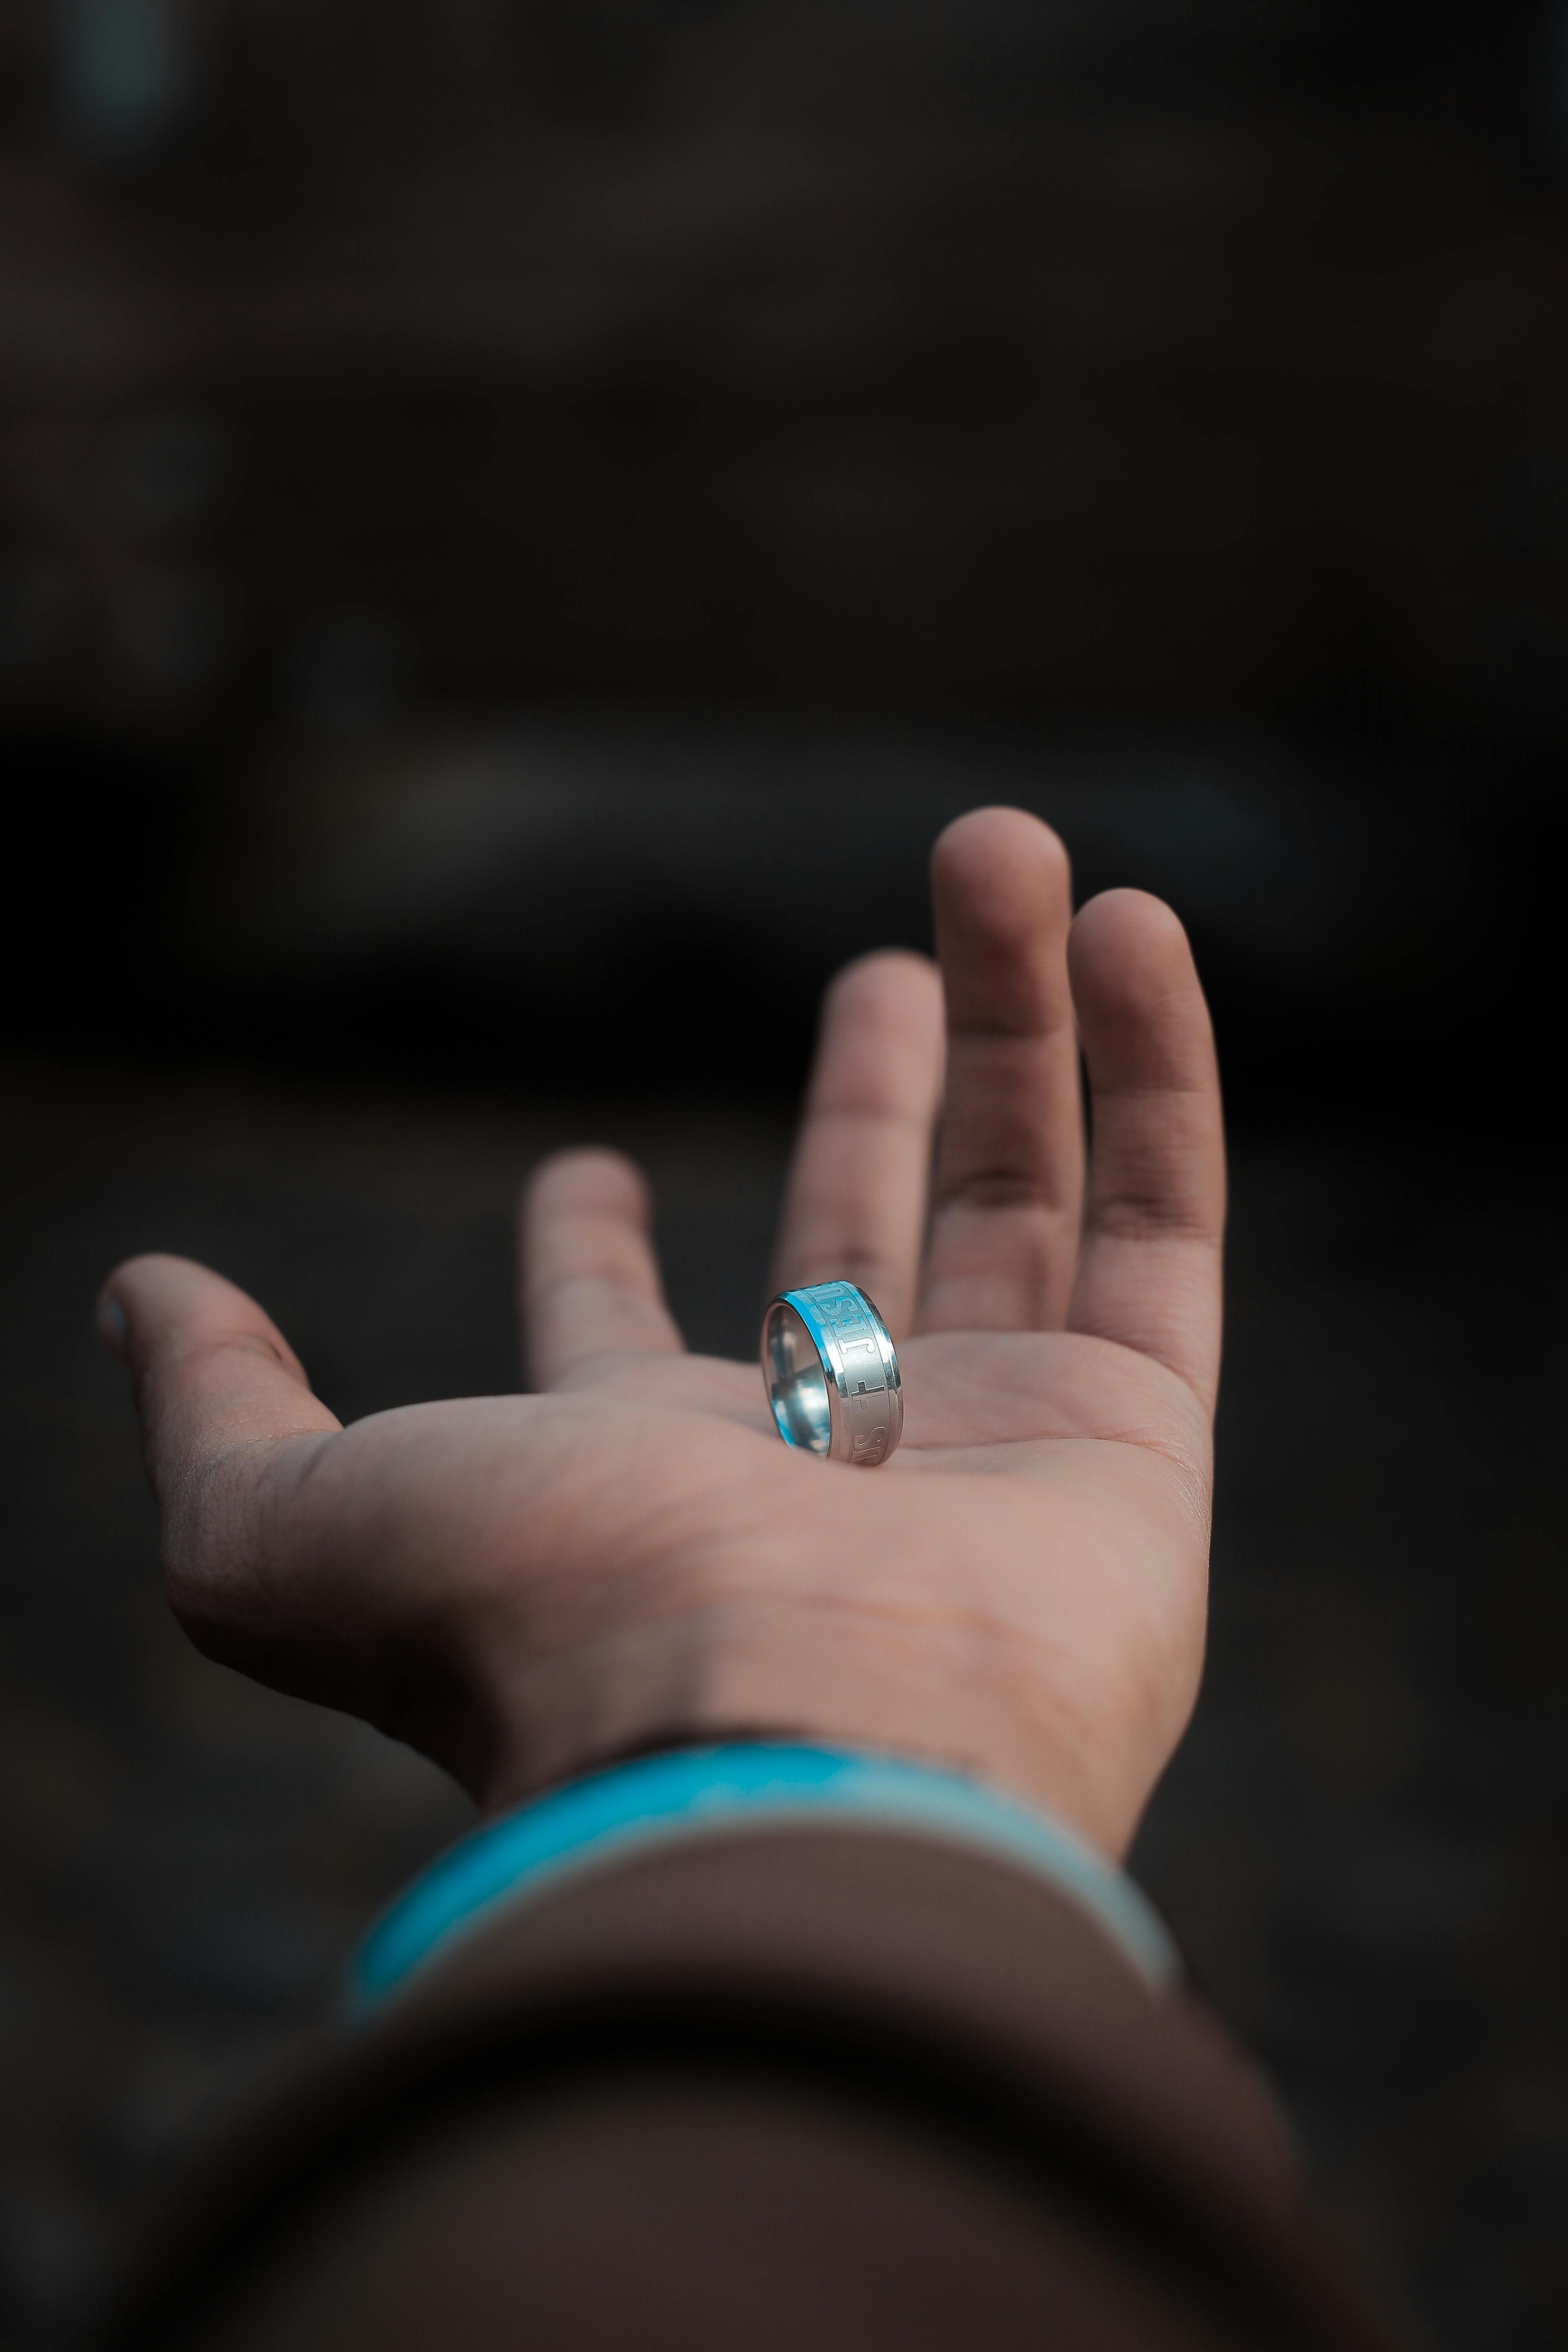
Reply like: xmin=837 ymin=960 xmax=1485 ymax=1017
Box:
xmin=1065 ymin=891 xmax=1226 ymax=1410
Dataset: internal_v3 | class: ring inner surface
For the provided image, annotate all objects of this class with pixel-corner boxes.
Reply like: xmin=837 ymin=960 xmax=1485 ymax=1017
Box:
xmin=767 ymin=1306 xmax=832 ymax=1454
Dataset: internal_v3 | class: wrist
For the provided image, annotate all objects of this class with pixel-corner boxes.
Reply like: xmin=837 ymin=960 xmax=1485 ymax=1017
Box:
xmin=466 ymin=1581 xmax=1140 ymax=1860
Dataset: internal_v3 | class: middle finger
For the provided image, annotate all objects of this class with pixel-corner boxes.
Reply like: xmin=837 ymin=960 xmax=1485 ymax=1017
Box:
xmin=917 ymin=808 xmax=1084 ymax=1333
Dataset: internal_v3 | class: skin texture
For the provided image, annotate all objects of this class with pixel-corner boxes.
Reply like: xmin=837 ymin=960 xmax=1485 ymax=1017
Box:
xmin=100 ymin=810 xmax=1225 ymax=1860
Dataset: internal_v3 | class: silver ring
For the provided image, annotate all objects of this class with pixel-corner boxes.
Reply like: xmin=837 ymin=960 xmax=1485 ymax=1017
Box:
xmin=760 ymin=1282 xmax=903 ymax=1468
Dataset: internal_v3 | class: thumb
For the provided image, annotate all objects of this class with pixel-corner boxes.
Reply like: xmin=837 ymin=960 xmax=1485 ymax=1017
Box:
xmin=98 ymin=1253 xmax=341 ymax=1639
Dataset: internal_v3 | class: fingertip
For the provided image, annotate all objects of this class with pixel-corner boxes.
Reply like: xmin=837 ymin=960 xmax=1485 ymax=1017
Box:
xmin=817 ymin=950 xmax=944 ymax=1071
xmin=105 ymin=1248 xmax=226 ymax=1296
xmin=97 ymin=1252 xmax=312 ymax=1388
xmin=823 ymin=946 xmax=941 ymax=1011
xmin=931 ymin=807 xmax=1071 ymax=913
xmin=96 ymin=1253 xmax=209 ymax=1369
xmin=1070 ymin=884 xmax=1191 ymax=958
xmin=1068 ymin=889 xmax=1207 ymax=1036
xmin=524 ymin=1146 xmax=654 ymax=1227
xmin=933 ymin=804 xmax=1069 ymax=864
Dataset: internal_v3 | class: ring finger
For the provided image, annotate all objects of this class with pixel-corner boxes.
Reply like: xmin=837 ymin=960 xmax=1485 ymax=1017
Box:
xmin=768 ymin=951 xmax=945 ymax=1340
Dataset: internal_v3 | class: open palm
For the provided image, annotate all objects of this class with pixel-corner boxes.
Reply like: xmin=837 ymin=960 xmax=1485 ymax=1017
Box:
xmin=104 ymin=811 xmax=1224 ymax=1858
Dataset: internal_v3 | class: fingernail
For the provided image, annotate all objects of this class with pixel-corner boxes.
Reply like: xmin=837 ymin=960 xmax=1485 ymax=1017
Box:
xmin=97 ymin=1294 xmax=128 ymax=1359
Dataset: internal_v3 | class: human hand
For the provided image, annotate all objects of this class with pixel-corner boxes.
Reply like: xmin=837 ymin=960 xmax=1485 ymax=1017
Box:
xmin=100 ymin=809 xmax=1224 ymax=1859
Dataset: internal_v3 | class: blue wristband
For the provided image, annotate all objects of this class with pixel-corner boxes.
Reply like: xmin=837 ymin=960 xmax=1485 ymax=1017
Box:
xmin=353 ymin=1742 xmax=1178 ymax=2014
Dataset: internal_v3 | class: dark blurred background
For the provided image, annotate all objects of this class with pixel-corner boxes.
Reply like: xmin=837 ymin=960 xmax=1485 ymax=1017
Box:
xmin=2 ymin=3 xmax=1566 ymax=2347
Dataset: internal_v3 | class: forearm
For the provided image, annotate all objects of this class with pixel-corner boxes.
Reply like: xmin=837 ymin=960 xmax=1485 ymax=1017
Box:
xmin=111 ymin=1748 xmax=1402 ymax=2352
